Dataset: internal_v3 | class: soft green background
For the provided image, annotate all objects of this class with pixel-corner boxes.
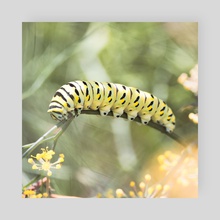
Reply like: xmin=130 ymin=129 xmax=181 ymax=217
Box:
xmin=22 ymin=22 xmax=198 ymax=197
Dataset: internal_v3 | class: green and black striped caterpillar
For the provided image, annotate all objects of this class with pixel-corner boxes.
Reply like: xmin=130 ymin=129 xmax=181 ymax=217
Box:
xmin=48 ymin=80 xmax=176 ymax=133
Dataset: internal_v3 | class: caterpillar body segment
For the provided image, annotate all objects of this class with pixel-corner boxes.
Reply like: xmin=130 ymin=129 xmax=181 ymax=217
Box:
xmin=151 ymin=99 xmax=169 ymax=124
xmin=48 ymin=80 xmax=176 ymax=133
xmin=66 ymin=82 xmax=85 ymax=115
xmin=151 ymin=99 xmax=175 ymax=133
xmin=124 ymin=87 xmax=146 ymax=121
xmin=74 ymin=80 xmax=94 ymax=110
xmin=87 ymin=81 xmax=105 ymax=111
xmin=98 ymin=82 xmax=117 ymax=116
xmin=138 ymin=93 xmax=159 ymax=125
xmin=111 ymin=83 xmax=131 ymax=118
xmin=158 ymin=107 xmax=176 ymax=133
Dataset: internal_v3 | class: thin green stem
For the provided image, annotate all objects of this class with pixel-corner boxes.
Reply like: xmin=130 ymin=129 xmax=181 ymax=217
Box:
xmin=51 ymin=117 xmax=74 ymax=151
xmin=22 ymin=118 xmax=73 ymax=158
xmin=46 ymin=177 xmax=50 ymax=196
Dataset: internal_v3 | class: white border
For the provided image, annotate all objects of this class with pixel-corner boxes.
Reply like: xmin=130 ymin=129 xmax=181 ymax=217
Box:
xmin=1 ymin=0 xmax=219 ymax=219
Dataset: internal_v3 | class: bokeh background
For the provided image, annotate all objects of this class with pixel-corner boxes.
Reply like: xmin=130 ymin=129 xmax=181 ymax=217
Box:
xmin=22 ymin=22 xmax=198 ymax=198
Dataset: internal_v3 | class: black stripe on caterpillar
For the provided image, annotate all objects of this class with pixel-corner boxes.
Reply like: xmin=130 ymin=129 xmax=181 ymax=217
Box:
xmin=48 ymin=80 xmax=176 ymax=133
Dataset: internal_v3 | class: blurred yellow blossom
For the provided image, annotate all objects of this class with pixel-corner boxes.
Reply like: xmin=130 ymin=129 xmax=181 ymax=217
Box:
xmin=96 ymin=173 xmax=170 ymax=198
xmin=22 ymin=189 xmax=48 ymax=198
xmin=178 ymin=64 xmax=198 ymax=95
xmin=157 ymin=148 xmax=198 ymax=188
xmin=188 ymin=112 xmax=198 ymax=124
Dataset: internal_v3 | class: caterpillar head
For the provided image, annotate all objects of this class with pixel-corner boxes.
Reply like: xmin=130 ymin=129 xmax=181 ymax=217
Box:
xmin=47 ymin=102 xmax=68 ymax=121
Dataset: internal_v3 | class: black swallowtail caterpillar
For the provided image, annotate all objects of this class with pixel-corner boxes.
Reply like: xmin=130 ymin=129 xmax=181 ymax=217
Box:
xmin=48 ymin=80 xmax=176 ymax=133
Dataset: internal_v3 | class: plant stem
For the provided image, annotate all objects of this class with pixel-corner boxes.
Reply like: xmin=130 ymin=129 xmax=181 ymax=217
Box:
xmin=81 ymin=110 xmax=188 ymax=148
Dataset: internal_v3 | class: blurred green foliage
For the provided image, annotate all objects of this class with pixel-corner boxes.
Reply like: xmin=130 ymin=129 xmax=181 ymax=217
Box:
xmin=22 ymin=22 xmax=198 ymax=197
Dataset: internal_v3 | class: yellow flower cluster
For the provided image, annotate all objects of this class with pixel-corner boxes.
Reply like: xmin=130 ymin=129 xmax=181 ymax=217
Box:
xmin=96 ymin=174 xmax=170 ymax=198
xmin=127 ymin=174 xmax=170 ymax=198
xmin=28 ymin=147 xmax=65 ymax=176
xmin=22 ymin=189 xmax=48 ymax=198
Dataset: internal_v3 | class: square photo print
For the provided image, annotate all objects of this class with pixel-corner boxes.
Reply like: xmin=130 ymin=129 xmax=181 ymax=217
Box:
xmin=22 ymin=22 xmax=198 ymax=198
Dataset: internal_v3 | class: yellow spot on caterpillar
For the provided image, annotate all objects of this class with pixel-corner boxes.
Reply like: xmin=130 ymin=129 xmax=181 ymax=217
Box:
xmin=160 ymin=111 xmax=164 ymax=116
xmin=134 ymin=102 xmax=139 ymax=107
xmin=147 ymin=106 xmax=152 ymax=111
xmin=97 ymin=94 xmax=101 ymax=99
xmin=75 ymin=96 xmax=79 ymax=102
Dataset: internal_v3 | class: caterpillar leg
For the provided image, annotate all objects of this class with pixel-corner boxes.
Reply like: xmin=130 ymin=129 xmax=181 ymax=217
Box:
xmin=75 ymin=108 xmax=82 ymax=117
xmin=69 ymin=108 xmax=75 ymax=116
xmin=113 ymin=112 xmax=123 ymax=118
xmin=164 ymin=124 xmax=175 ymax=133
xmin=140 ymin=115 xmax=152 ymax=125
xmin=127 ymin=114 xmax=137 ymax=121
xmin=165 ymin=127 xmax=173 ymax=133
xmin=141 ymin=119 xmax=150 ymax=125
xmin=67 ymin=111 xmax=75 ymax=119
xmin=99 ymin=109 xmax=110 ymax=116
xmin=111 ymin=107 xmax=125 ymax=118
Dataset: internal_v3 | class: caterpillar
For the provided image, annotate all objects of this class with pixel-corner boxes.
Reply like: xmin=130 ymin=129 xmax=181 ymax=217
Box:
xmin=48 ymin=80 xmax=176 ymax=133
